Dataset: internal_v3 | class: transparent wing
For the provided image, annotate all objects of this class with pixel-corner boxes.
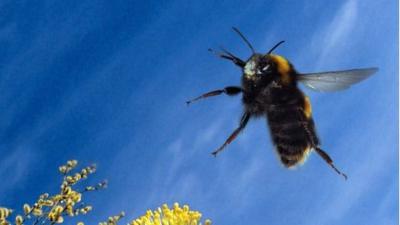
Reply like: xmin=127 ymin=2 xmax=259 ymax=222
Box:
xmin=298 ymin=68 xmax=378 ymax=92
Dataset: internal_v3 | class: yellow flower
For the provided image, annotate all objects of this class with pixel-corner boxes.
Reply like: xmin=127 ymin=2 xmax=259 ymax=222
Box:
xmin=66 ymin=176 xmax=75 ymax=184
xmin=39 ymin=193 xmax=49 ymax=199
xmin=96 ymin=211 xmax=124 ymax=225
xmin=70 ymin=192 xmax=82 ymax=203
xmin=32 ymin=208 xmax=43 ymax=217
xmin=130 ymin=203 xmax=210 ymax=225
xmin=23 ymin=204 xmax=31 ymax=215
xmin=74 ymin=173 xmax=82 ymax=181
xmin=85 ymin=186 xmax=95 ymax=191
xmin=0 ymin=208 xmax=12 ymax=219
xmin=15 ymin=215 xmax=23 ymax=225
xmin=67 ymin=160 xmax=78 ymax=168
xmin=63 ymin=186 xmax=72 ymax=195
xmin=54 ymin=205 xmax=64 ymax=214
xmin=65 ymin=205 xmax=74 ymax=216
xmin=56 ymin=216 xmax=64 ymax=224
xmin=59 ymin=165 xmax=68 ymax=174
xmin=52 ymin=194 xmax=63 ymax=202
xmin=42 ymin=200 xmax=54 ymax=207
xmin=79 ymin=205 xmax=92 ymax=215
xmin=49 ymin=207 xmax=64 ymax=223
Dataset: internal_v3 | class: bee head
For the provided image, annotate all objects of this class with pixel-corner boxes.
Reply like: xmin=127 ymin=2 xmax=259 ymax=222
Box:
xmin=210 ymin=28 xmax=285 ymax=80
xmin=244 ymin=54 xmax=272 ymax=78
xmin=243 ymin=41 xmax=285 ymax=79
xmin=225 ymin=28 xmax=285 ymax=79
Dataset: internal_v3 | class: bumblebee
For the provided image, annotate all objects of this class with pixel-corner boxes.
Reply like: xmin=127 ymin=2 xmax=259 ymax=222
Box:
xmin=187 ymin=28 xmax=377 ymax=179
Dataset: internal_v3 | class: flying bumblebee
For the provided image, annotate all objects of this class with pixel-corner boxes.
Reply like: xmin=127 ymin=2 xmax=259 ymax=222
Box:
xmin=187 ymin=28 xmax=378 ymax=179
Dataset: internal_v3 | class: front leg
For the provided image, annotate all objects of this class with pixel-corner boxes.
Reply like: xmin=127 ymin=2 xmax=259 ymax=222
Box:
xmin=186 ymin=86 xmax=242 ymax=105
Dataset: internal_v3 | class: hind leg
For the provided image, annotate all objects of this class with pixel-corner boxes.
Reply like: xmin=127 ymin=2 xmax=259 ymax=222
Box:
xmin=314 ymin=147 xmax=347 ymax=180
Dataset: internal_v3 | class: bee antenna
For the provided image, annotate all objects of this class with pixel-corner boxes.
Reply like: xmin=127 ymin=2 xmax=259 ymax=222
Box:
xmin=267 ymin=41 xmax=285 ymax=54
xmin=232 ymin=27 xmax=255 ymax=54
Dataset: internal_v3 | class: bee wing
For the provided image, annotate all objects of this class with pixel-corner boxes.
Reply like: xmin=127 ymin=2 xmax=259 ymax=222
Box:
xmin=298 ymin=68 xmax=378 ymax=92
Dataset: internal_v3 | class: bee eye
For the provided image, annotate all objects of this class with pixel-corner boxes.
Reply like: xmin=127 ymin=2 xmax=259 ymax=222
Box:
xmin=262 ymin=64 xmax=270 ymax=71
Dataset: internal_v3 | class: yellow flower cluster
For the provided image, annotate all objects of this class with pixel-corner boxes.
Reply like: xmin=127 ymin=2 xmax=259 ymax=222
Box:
xmin=61 ymin=163 xmax=96 ymax=187
xmin=0 ymin=207 xmax=13 ymax=224
xmin=1 ymin=160 xmax=212 ymax=225
xmin=2 ymin=160 xmax=106 ymax=225
xmin=0 ymin=208 xmax=23 ymax=225
xmin=98 ymin=212 xmax=125 ymax=225
xmin=59 ymin=160 xmax=78 ymax=174
xmin=45 ymin=160 xmax=99 ymax=223
xmin=129 ymin=203 xmax=211 ymax=225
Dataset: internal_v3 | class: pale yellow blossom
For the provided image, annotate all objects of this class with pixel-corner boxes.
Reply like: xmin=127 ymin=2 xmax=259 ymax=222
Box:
xmin=15 ymin=215 xmax=23 ymax=225
xmin=0 ymin=208 xmax=12 ymax=219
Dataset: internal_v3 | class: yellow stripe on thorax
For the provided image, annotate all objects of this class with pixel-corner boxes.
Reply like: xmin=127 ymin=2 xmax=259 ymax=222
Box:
xmin=270 ymin=54 xmax=291 ymax=84
xmin=303 ymin=96 xmax=312 ymax=118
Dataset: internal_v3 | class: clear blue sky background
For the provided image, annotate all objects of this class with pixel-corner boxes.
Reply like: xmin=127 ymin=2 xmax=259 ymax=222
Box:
xmin=0 ymin=1 xmax=398 ymax=224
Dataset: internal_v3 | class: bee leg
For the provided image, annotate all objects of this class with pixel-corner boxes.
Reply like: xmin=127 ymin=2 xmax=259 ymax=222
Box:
xmin=212 ymin=112 xmax=251 ymax=156
xmin=293 ymin=108 xmax=347 ymax=180
xmin=314 ymin=147 xmax=348 ymax=180
xmin=208 ymin=48 xmax=245 ymax=67
xmin=186 ymin=86 xmax=242 ymax=105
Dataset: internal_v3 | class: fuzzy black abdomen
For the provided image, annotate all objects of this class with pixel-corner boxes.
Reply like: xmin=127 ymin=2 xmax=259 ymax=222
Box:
xmin=268 ymin=109 xmax=318 ymax=167
xmin=242 ymin=80 xmax=320 ymax=167
xmin=264 ymin=87 xmax=320 ymax=167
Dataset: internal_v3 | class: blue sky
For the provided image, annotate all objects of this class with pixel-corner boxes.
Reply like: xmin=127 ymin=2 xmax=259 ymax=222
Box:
xmin=0 ymin=0 xmax=397 ymax=224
